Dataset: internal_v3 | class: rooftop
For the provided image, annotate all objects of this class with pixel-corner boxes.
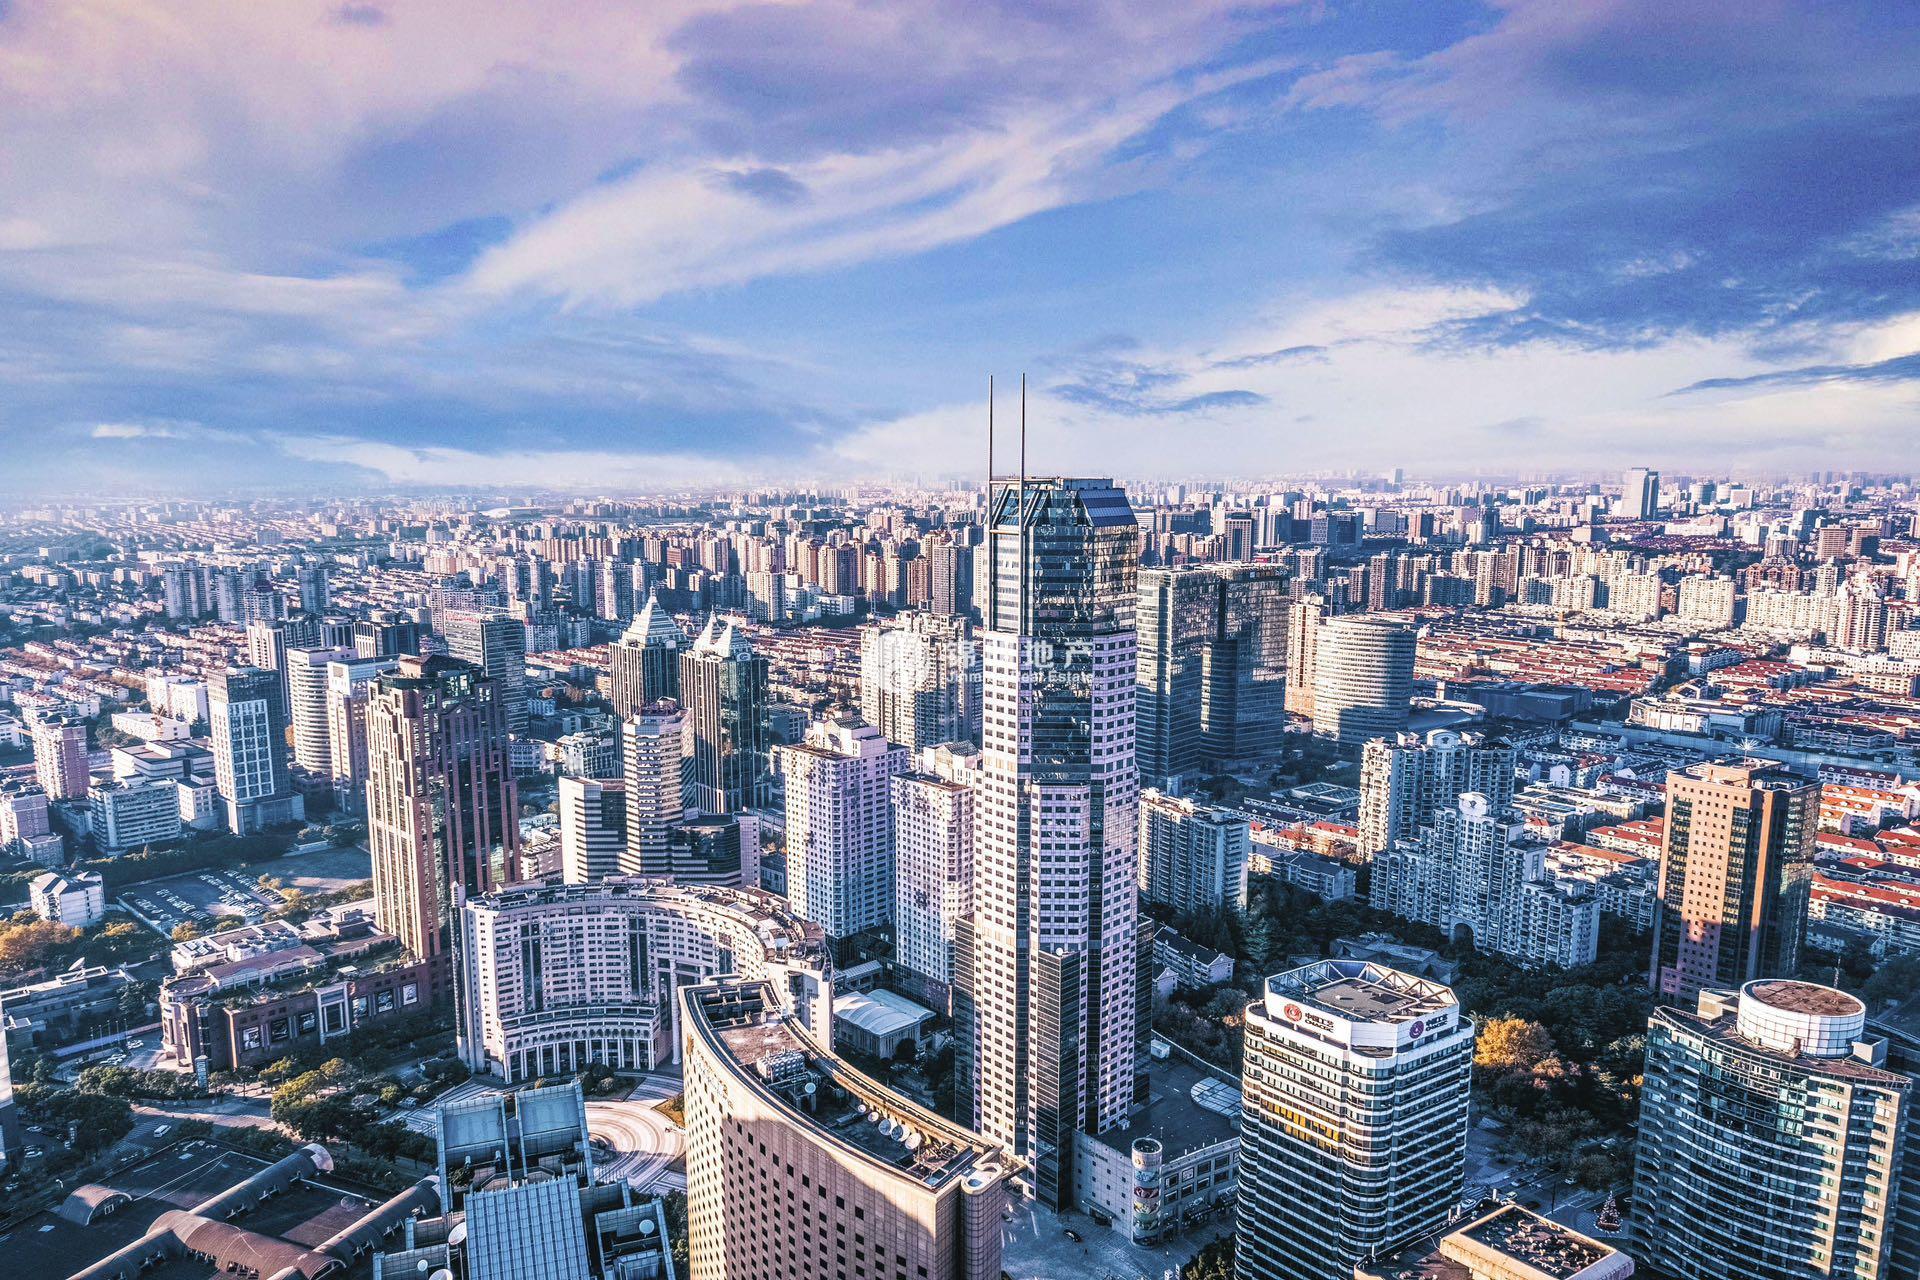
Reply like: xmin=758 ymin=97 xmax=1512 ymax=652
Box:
xmin=1363 ymin=1203 xmax=1631 ymax=1280
xmin=1748 ymin=979 xmax=1864 ymax=1018
xmin=1092 ymin=1045 xmax=1242 ymax=1161
xmin=1272 ymin=958 xmax=1457 ymax=1025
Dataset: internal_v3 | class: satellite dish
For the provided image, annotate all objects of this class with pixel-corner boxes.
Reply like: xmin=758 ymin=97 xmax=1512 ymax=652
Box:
xmin=430 ymin=1271 xmax=454 ymax=1280
xmin=640 ymin=1220 xmax=657 ymax=1235
xmin=416 ymin=1263 xmax=429 ymax=1275
xmin=448 ymin=1221 xmax=469 ymax=1247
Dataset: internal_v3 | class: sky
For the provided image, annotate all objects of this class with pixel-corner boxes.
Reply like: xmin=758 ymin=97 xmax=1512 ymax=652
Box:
xmin=1 ymin=0 xmax=1917 ymax=494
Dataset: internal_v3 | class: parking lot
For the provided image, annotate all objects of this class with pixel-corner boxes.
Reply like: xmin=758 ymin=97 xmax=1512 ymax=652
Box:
xmin=118 ymin=867 xmax=281 ymax=936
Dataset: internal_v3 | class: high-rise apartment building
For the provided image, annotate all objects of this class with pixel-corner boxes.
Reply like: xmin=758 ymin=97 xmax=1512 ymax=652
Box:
xmin=1283 ymin=598 xmax=1325 ymax=718
xmin=440 ymin=608 xmax=529 ymax=734
xmin=858 ymin=611 xmax=978 ymax=749
xmin=1310 ymin=617 xmax=1416 ymax=744
xmin=608 ymin=594 xmax=687 ymax=717
xmin=1136 ymin=568 xmax=1216 ymax=784
xmin=1358 ymin=729 xmax=1515 ymax=857
xmin=955 ymin=476 xmax=1141 ymax=1209
xmin=1631 ymin=980 xmax=1911 ymax=1280
xmin=1651 ymin=760 xmax=1817 ymax=1003
xmin=1372 ymin=794 xmax=1600 ymax=969
xmin=680 ymin=616 xmax=769 ymax=815
xmin=285 ymin=644 xmax=355 ymax=776
xmin=892 ymin=742 xmax=980 ymax=998
xmin=778 ymin=718 xmax=909 ymax=939
xmin=1138 ymin=789 xmax=1251 ymax=915
xmin=559 ymin=775 xmax=627 ymax=884
xmin=681 ymin=977 xmax=1015 ymax=1280
xmin=1239 ymin=960 xmax=1474 ymax=1280
xmin=621 ymin=703 xmax=687 ymax=877
xmin=323 ymin=654 xmax=394 ymax=815
xmin=365 ymin=654 xmax=519 ymax=961
xmin=925 ymin=530 xmax=975 ymax=618
xmin=30 ymin=711 xmax=90 ymax=801
xmin=207 ymin=666 xmax=302 ymax=835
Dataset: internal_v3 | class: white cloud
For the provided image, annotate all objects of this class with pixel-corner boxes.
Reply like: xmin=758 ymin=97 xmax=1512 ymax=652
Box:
xmin=277 ymin=434 xmax=755 ymax=490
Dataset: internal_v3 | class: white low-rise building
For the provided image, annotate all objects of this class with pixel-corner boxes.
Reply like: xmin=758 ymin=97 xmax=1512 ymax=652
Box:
xmin=30 ymin=870 xmax=105 ymax=929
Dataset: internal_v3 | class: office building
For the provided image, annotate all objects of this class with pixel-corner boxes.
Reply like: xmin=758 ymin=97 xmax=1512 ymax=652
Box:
xmin=1135 ymin=568 xmax=1215 ymax=784
xmin=778 ymin=718 xmax=909 ymax=939
xmin=560 ymin=775 xmax=627 ymax=884
xmin=323 ymin=654 xmax=396 ymax=814
xmin=30 ymin=870 xmax=105 ymax=928
xmin=956 ymin=476 xmax=1141 ymax=1208
xmin=285 ymin=644 xmax=355 ymax=776
xmin=609 ymin=594 xmax=687 ymax=717
xmin=456 ymin=880 xmax=831 ymax=1081
xmin=1358 ymin=729 xmax=1515 ymax=858
xmin=680 ymin=616 xmax=769 ymax=815
xmin=1619 ymin=467 xmax=1660 ymax=520
xmin=1631 ymin=981 xmax=1910 ymax=1280
xmin=1311 ymin=617 xmax=1416 ymax=745
xmin=31 ymin=711 xmax=90 ymax=801
xmin=666 ymin=814 xmax=758 ymax=887
xmin=366 ymin=654 xmax=519 ymax=961
xmin=1651 ymin=760 xmax=1817 ymax=1003
xmin=208 ymin=666 xmax=303 ymax=835
xmin=622 ymin=704 xmax=687 ymax=877
xmin=1138 ymin=790 xmax=1251 ymax=915
xmin=1371 ymin=794 xmax=1600 ymax=969
xmin=1239 ymin=960 xmax=1474 ymax=1280
xmin=87 ymin=776 xmax=183 ymax=854
xmin=892 ymin=742 xmax=980 ymax=998
xmin=355 ymin=610 xmax=422 ymax=659
xmin=441 ymin=608 xmax=530 ymax=733
xmin=1283 ymin=598 xmax=1325 ymax=718
xmin=681 ymin=977 xmax=1015 ymax=1280
xmin=858 ymin=611 xmax=979 ymax=749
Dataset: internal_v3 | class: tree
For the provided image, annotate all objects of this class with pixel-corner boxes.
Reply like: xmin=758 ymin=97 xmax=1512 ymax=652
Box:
xmin=171 ymin=921 xmax=201 ymax=942
xmin=1475 ymin=1017 xmax=1559 ymax=1074
xmin=0 ymin=918 xmax=80 ymax=977
xmin=1182 ymin=1234 xmax=1236 ymax=1280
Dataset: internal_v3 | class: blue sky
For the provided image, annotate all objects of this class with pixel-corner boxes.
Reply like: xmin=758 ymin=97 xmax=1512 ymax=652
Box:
xmin=1 ymin=0 xmax=1917 ymax=493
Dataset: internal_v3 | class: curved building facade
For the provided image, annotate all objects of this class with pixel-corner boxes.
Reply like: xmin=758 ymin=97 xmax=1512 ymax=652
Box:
xmin=457 ymin=879 xmax=832 ymax=1083
xmin=1630 ymin=980 xmax=1912 ymax=1280
xmin=1310 ymin=618 xmax=1416 ymax=745
xmin=682 ymin=978 xmax=1015 ymax=1280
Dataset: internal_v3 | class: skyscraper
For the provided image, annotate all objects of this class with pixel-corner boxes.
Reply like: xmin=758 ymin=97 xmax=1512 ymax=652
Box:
xmin=1283 ymin=596 xmax=1325 ymax=717
xmin=365 ymin=654 xmax=519 ymax=961
xmin=778 ymin=718 xmax=909 ymax=940
xmin=1239 ymin=960 xmax=1474 ymax=1280
xmin=30 ymin=711 xmax=90 ymax=801
xmin=1651 ymin=760 xmax=1817 ymax=1003
xmin=207 ymin=666 xmax=302 ymax=834
xmin=1619 ymin=466 xmax=1660 ymax=520
xmin=559 ymin=775 xmax=627 ymax=884
xmin=957 ymin=475 xmax=1141 ymax=1208
xmin=858 ymin=611 xmax=978 ymax=749
xmin=621 ymin=703 xmax=686 ymax=877
xmin=285 ymin=644 xmax=355 ymax=776
xmin=1135 ymin=568 xmax=1215 ymax=785
xmin=607 ymin=594 xmax=686 ymax=717
xmin=1138 ymin=789 xmax=1251 ymax=915
xmin=1631 ymin=980 xmax=1911 ymax=1280
xmin=440 ymin=608 xmax=529 ymax=733
xmin=681 ymin=977 xmax=1015 ymax=1280
xmin=323 ymin=654 xmax=394 ymax=815
xmin=891 ymin=742 xmax=980 ymax=1000
xmin=679 ymin=616 xmax=769 ymax=815
xmin=1310 ymin=617 xmax=1416 ymax=744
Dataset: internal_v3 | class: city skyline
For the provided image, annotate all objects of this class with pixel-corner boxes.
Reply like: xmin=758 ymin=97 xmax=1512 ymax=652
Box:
xmin=2 ymin=3 xmax=1917 ymax=492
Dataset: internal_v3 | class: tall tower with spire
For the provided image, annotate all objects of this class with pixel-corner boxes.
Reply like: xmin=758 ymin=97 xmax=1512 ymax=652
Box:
xmin=609 ymin=593 xmax=688 ymax=717
xmin=678 ymin=615 xmax=769 ymax=815
xmin=955 ymin=471 xmax=1143 ymax=1208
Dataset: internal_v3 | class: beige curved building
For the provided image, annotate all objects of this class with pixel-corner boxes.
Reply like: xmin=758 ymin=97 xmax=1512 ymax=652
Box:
xmin=458 ymin=879 xmax=833 ymax=1083
xmin=682 ymin=978 xmax=1016 ymax=1280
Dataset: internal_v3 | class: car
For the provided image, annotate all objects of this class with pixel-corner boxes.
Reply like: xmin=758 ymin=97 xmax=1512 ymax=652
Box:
xmin=24 ymin=1148 xmax=42 ymax=1159
xmin=1063 ymin=1229 xmax=1082 ymax=1243
xmin=127 ymin=1039 xmax=144 ymax=1049
xmin=1563 ymin=1177 xmax=1576 ymax=1185
xmin=153 ymin=1124 xmax=170 ymax=1137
